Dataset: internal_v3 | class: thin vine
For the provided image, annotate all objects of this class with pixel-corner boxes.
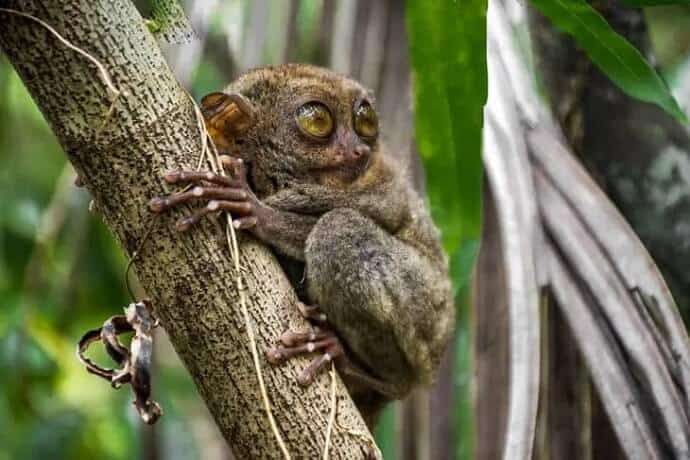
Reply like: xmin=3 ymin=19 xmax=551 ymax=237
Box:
xmin=187 ymin=94 xmax=292 ymax=460
xmin=0 ymin=7 xmax=122 ymax=133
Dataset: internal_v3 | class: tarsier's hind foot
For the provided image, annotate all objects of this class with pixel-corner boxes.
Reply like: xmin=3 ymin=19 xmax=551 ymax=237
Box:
xmin=148 ymin=156 xmax=260 ymax=231
xmin=266 ymin=326 xmax=343 ymax=386
xmin=266 ymin=302 xmax=402 ymax=399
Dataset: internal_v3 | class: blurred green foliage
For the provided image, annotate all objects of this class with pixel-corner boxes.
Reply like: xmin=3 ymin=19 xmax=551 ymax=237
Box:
xmin=407 ymin=1 xmax=487 ymax=458
xmin=0 ymin=57 xmax=142 ymax=460
xmin=0 ymin=4 xmax=217 ymax=455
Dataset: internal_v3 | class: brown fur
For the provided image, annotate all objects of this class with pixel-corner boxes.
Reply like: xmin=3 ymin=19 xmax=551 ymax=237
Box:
xmin=207 ymin=64 xmax=455 ymax=422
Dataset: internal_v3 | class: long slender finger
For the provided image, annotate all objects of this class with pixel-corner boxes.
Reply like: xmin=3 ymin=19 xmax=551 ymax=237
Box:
xmin=163 ymin=170 xmax=236 ymax=187
xmin=297 ymin=302 xmax=328 ymax=324
xmin=149 ymin=186 xmax=247 ymax=212
xmin=220 ymin=155 xmax=246 ymax=179
xmin=231 ymin=216 xmax=258 ymax=230
xmin=176 ymin=200 xmax=253 ymax=231
xmin=280 ymin=329 xmax=332 ymax=347
xmin=297 ymin=347 xmax=340 ymax=386
xmin=266 ymin=337 xmax=338 ymax=364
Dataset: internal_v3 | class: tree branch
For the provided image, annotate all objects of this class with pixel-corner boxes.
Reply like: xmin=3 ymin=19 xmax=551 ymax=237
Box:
xmin=0 ymin=1 xmax=376 ymax=458
xmin=528 ymin=3 xmax=690 ymax=315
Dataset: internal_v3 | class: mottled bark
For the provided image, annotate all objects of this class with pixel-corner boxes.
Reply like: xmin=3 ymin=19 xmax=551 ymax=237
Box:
xmin=0 ymin=1 xmax=376 ymax=458
xmin=529 ymin=4 xmax=690 ymax=316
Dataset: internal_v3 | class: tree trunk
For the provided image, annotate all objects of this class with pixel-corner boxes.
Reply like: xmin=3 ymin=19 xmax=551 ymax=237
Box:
xmin=0 ymin=1 xmax=376 ymax=458
xmin=529 ymin=4 xmax=690 ymax=317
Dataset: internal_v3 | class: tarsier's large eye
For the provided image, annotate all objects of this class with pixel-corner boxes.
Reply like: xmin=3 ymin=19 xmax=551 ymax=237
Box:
xmin=354 ymin=100 xmax=378 ymax=139
xmin=295 ymin=101 xmax=334 ymax=139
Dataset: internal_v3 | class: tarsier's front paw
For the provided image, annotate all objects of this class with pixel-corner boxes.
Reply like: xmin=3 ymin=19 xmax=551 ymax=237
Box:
xmin=148 ymin=155 xmax=262 ymax=231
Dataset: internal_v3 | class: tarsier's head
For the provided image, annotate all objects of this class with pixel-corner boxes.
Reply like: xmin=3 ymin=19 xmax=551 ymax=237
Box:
xmin=201 ymin=64 xmax=381 ymax=192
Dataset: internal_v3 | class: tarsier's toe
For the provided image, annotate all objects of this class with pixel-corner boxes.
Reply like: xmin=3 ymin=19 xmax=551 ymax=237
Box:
xmin=175 ymin=217 xmax=194 ymax=232
xmin=280 ymin=330 xmax=320 ymax=346
xmin=162 ymin=170 xmax=182 ymax=183
xmin=265 ymin=347 xmax=285 ymax=364
xmin=220 ymin=155 xmax=248 ymax=181
xmin=231 ymin=216 xmax=258 ymax=230
xmin=148 ymin=197 xmax=167 ymax=212
xmin=296 ymin=370 xmax=315 ymax=387
xmin=296 ymin=302 xmax=328 ymax=324
xmin=220 ymin=155 xmax=242 ymax=169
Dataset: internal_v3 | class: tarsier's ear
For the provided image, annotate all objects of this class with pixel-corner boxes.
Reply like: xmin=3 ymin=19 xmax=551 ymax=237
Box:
xmin=200 ymin=92 xmax=256 ymax=149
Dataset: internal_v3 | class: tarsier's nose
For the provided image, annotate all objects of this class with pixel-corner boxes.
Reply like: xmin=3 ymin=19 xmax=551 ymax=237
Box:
xmin=353 ymin=144 xmax=371 ymax=158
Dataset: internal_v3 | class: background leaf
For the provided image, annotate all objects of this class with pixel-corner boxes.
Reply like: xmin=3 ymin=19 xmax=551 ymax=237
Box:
xmin=530 ymin=0 xmax=688 ymax=122
xmin=406 ymin=1 xmax=487 ymax=458
xmin=406 ymin=2 xmax=486 ymax=254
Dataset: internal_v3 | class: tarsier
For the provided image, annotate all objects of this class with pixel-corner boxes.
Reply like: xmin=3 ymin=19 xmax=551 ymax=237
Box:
xmin=149 ymin=64 xmax=455 ymax=426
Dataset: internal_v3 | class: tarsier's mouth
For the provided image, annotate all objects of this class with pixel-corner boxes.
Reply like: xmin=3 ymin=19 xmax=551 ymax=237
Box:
xmin=317 ymin=147 xmax=372 ymax=171
xmin=312 ymin=153 xmax=372 ymax=184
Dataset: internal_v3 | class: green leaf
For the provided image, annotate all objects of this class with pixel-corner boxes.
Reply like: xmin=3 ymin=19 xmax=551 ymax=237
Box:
xmin=407 ymin=2 xmax=487 ymax=459
xmin=406 ymin=0 xmax=486 ymax=256
xmin=450 ymin=241 xmax=480 ymax=299
xmin=530 ymin=0 xmax=688 ymax=123
xmin=374 ymin=404 xmax=398 ymax=460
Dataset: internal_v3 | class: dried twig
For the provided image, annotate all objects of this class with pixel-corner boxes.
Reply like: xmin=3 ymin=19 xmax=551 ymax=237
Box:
xmin=323 ymin=363 xmax=337 ymax=460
